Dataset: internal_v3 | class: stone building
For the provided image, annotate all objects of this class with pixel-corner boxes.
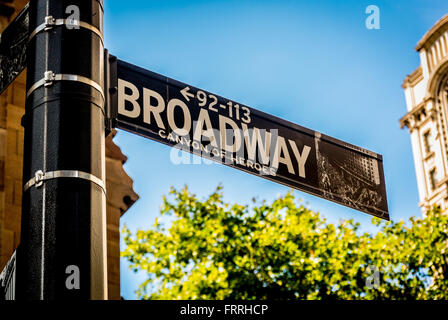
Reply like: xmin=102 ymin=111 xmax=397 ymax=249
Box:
xmin=0 ymin=0 xmax=139 ymax=299
xmin=401 ymin=14 xmax=448 ymax=213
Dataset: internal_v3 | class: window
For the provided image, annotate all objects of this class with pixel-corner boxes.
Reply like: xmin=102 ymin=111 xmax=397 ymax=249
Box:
xmin=429 ymin=168 xmax=438 ymax=191
xmin=423 ymin=130 xmax=432 ymax=154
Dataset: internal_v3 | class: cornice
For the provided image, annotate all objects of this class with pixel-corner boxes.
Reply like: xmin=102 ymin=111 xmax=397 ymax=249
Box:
xmin=402 ymin=66 xmax=423 ymax=89
xmin=400 ymin=99 xmax=428 ymax=129
xmin=416 ymin=14 xmax=448 ymax=52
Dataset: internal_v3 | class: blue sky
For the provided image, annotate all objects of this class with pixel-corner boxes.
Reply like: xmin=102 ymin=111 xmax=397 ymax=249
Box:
xmin=102 ymin=0 xmax=448 ymax=299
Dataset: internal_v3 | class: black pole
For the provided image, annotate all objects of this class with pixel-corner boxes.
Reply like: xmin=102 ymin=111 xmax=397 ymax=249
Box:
xmin=16 ymin=0 xmax=107 ymax=300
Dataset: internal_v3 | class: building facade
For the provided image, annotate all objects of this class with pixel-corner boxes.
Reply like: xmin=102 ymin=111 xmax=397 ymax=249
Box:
xmin=401 ymin=14 xmax=448 ymax=213
xmin=0 ymin=0 xmax=139 ymax=299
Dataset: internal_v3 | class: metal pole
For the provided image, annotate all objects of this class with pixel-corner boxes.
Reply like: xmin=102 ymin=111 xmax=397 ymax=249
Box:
xmin=16 ymin=0 xmax=107 ymax=300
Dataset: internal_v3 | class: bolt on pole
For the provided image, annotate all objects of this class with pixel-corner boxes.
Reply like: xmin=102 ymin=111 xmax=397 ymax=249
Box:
xmin=16 ymin=0 xmax=107 ymax=300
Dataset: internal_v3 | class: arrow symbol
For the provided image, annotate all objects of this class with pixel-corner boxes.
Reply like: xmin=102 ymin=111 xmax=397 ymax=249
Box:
xmin=180 ymin=86 xmax=195 ymax=102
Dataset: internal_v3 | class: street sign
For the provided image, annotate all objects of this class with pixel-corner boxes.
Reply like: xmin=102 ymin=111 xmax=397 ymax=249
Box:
xmin=0 ymin=250 xmax=16 ymax=300
xmin=0 ymin=3 xmax=29 ymax=95
xmin=108 ymin=58 xmax=389 ymax=220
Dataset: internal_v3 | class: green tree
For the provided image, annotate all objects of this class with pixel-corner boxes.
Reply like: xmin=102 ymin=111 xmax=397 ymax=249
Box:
xmin=122 ymin=186 xmax=448 ymax=299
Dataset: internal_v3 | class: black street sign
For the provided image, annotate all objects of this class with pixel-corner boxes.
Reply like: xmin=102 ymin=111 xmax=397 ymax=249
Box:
xmin=0 ymin=3 xmax=29 ymax=95
xmin=109 ymin=58 xmax=389 ymax=220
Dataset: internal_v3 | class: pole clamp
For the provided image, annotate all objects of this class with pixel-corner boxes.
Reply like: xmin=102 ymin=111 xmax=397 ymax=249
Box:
xmin=44 ymin=15 xmax=56 ymax=31
xmin=27 ymin=71 xmax=104 ymax=100
xmin=44 ymin=71 xmax=56 ymax=87
xmin=29 ymin=15 xmax=103 ymax=44
xmin=34 ymin=170 xmax=45 ymax=188
xmin=24 ymin=170 xmax=106 ymax=195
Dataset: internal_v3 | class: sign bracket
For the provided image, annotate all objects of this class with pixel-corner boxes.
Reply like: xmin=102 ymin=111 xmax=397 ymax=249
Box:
xmin=29 ymin=15 xmax=103 ymax=44
xmin=104 ymin=51 xmax=118 ymax=135
xmin=23 ymin=170 xmax=107 ymax=195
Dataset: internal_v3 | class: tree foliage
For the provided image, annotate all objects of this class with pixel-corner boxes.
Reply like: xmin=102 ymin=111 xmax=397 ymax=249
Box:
xmin=122 ymin=186 xmax=448 ymax=299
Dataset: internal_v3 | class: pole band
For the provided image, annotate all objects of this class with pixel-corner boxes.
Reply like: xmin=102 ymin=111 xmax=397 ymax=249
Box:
xmin=24 ymin=170 xmax=106 ymax=195
xmin=29 ymin=15 xmax=104 ymax=44
xmin=26 ymin=71 xmax=104 ymax=100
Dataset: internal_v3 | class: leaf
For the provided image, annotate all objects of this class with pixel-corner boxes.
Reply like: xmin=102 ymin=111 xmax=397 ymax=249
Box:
xmin=121 ymin=186 xmax=448 ymax=300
